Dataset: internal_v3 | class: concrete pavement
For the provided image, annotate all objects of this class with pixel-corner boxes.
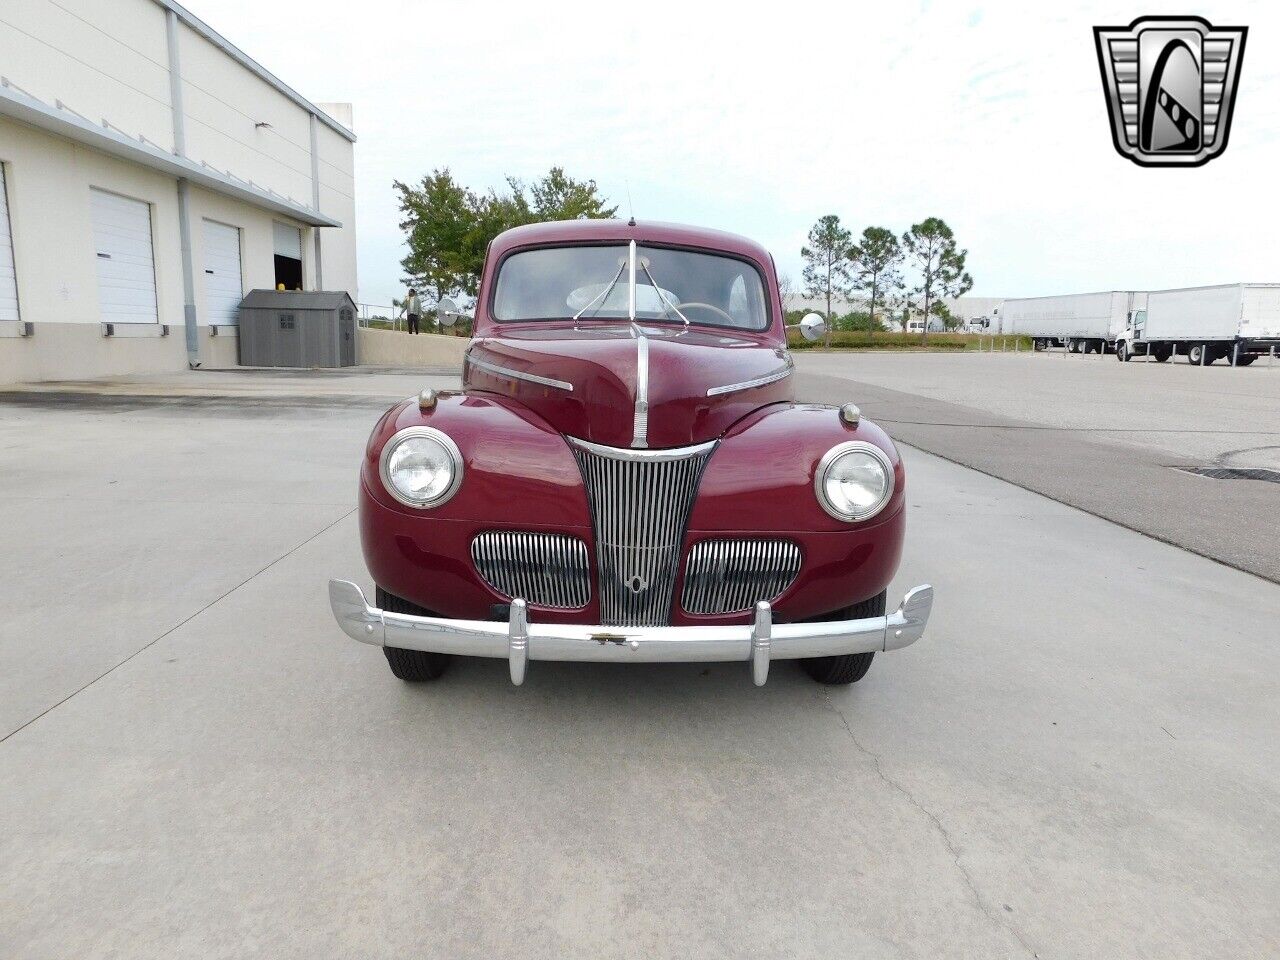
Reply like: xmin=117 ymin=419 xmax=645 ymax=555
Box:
xmin=794 ymin=352 xmax=1280 ymax=583
xmin=2 ymin=373 xmax=1278 ymax=958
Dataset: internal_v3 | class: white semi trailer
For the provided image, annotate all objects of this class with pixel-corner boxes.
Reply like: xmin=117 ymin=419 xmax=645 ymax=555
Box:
xmin=999 ymin=291 xmax=1147 ymax=354
xmin=1114 ymin=284 xmax=1280 ymax=365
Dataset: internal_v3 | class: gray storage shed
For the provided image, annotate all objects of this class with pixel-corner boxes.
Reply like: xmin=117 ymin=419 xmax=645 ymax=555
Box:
xmin=237 ymin=290 xmax=358 ymax=368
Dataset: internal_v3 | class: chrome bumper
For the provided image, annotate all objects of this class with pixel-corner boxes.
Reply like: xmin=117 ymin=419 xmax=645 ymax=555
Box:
xmin=328 ymin=580 xmax=934 ymax=687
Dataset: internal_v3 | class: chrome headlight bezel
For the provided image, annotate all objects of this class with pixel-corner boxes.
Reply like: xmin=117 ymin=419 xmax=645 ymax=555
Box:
xmin=378 ymin=426 xmax=464 ymax=509
xmin=814 ymin=440 xmax=895 ymax=522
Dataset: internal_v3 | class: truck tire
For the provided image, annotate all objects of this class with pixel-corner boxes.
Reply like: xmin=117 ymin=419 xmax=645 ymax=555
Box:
xmin=1067 ymin=339 xmax=1079 ymax=353
xmin=1117 ymin=341 xmax=1131 ymax=362
xmin=1237 ymin=355 xmax=1257 ymax=366
xmin=1034 ymin=338 xmax=1047 ymax=352
xmin=1154 ymin=346 xmax=1172 ymax=363
xmin=1188 ymin=343 xmax=1213 ymax=365
xmin=376 ymin=586 xmax=451 ymax=681
xmin=801 ymin=591 xmax=886 ymax=685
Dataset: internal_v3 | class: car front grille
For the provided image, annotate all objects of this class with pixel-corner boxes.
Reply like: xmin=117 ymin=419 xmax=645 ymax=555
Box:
xmin=470 ymin=531 xmax=590 ymax=609
xmin=681 ymin=539 xmax=802 ymax=615
xmin=570 ymin=437 xmax=715 ymax=627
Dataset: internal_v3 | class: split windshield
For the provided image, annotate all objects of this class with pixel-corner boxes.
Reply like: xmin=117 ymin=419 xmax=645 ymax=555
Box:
xmin=492 ymin=244 xmax=770 ymax=331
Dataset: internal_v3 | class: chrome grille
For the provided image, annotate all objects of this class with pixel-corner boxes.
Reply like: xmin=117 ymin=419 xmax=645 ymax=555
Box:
xmin=571 ymin=438 xmax=715 ymax=627
xmin=681 ymin=539 xmax=802 ymax=615
xmin=471 ymin=531 xmax=590 ymax=609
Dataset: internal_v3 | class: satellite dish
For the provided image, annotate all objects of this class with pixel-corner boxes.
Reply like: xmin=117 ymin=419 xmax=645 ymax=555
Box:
xmin=436 ymin=297 xmax=459 ymax=327
xmin=797 ymin=312 xmax=826 ymax=342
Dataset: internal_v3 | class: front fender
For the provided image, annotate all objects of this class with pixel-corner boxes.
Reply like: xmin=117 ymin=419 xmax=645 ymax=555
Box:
xmin=360 ymin=394 xmax=588 ymax=526
xmin=682 ymin=403 xmax=906 ymax=621
xmin=359 ymin=394 xmax=592 ymax=617
xmin=689 ymin=403 xmax=905 ymax=533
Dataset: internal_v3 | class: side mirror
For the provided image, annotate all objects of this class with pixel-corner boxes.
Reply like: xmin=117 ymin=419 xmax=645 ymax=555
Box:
xmin=796 ymin=312 xmax=826 ymax=342
xmin=437 ymin=297 xmax=459 ymax=328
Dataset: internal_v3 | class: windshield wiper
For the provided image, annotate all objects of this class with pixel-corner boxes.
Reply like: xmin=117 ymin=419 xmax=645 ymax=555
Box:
xmin=572 ymin=257 xmax=628 ymax=324
xmin=638 ymin=257 xmax=691 ymax=327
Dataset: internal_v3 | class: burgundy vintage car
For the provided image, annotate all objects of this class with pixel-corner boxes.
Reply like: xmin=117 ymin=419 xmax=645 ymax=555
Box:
xmin=329 ymin=220 xmax=932 ymax=686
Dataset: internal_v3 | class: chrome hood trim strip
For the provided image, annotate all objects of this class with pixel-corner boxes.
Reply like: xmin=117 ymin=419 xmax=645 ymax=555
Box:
xmin=467 ymin=353 xmax=574 ymax=392
xmin=567 ymin=435 xmax=717 ymax=462
xmin=705 ymin=357 xmax=794 ymax=396
xmin=632 ymin=330 xmax=649 ymax=448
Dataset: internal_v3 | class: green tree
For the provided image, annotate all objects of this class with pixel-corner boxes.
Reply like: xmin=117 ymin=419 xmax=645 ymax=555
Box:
xmin=394 ymin=169 xmax=481 ymax=305
xmin=931 ymin=301 xmax=962 ymax=330
xmin=901 ymin=217 xmax=973 ymax=344
xmin=395 ymin=166 xmax=616 ymax=306
xmin=835 ymin=310 xmax=877 ymax=332
xmin=849 ymin=226 xmax=903 ymax=343
xmin=801 ymin=214 xmax=853 ymax=347
xmin=526 ymin=166 xmax=617 ymax=221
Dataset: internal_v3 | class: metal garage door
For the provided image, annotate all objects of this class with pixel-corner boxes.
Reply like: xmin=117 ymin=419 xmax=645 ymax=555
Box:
xmin=272 ymin=221 xmax=302 ymax=260
xmin=203 ymin=219 xmax=243 ymax=326
xmin=0 ymin=165 xmax=18 ymax=322
xmin=90 ymin=188 xmax=158 ymax=325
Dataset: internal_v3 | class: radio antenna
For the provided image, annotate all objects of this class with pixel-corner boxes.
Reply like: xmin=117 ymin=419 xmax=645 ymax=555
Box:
xmin=626 ymin=182 xmax=635 ymax=226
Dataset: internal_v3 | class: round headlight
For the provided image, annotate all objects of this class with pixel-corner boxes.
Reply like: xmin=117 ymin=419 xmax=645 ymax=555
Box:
xmin=814 ymin=441 xmax=894 ymax=522
xmin=379 ymin=427 xmax=463 ymax=508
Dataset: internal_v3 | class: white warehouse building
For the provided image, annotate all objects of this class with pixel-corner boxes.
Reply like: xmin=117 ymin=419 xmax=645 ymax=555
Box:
xmin=0 ymin=0 xmax=356 ymax=383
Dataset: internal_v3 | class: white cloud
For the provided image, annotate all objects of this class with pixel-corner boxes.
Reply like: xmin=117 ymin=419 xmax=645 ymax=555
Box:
xmin=191 ymin=0 xmax=1280 ymax=304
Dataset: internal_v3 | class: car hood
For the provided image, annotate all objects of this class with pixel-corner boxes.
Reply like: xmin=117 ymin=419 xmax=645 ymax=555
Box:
xmin=463 ymin=324 xmax=794 ymax=449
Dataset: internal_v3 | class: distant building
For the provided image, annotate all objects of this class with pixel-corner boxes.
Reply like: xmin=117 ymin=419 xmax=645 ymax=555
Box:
xmin=793 ymin=294 xmax=1006 ymax=330
xmin=941 ymin=296 xmax=1004 ymax=323
xmin=0 ymin=0 xmax=356 ymax=383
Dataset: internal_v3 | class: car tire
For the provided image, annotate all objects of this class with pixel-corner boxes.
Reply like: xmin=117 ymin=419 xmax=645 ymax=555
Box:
xmin=376 ymin=586 xmax=451 ymax=681
xmin=800 ymin=590 xmax=886 ymax=685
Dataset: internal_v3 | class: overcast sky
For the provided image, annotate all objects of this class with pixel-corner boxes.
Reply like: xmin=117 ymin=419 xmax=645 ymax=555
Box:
xmin=190 ymin=0 xmax=1279 ymax=307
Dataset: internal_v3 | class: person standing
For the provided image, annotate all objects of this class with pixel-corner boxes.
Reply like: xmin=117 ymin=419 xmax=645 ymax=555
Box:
xmin=400 ymin=288 xmax=422 ymax=335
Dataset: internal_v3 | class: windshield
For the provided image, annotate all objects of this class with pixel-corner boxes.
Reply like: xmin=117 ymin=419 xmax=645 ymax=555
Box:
xmin=492 ymin=244 xmax=770 ymax=331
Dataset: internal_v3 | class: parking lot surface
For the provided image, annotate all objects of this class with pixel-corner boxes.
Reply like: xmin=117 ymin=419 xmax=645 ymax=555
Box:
xmin=2 ymin=369 xmax=1278 ymax=959
xmin=796 ymin=351 xmax=1280 ymax=582
xmin=797 ymin=349 xmax=1280 ymax=466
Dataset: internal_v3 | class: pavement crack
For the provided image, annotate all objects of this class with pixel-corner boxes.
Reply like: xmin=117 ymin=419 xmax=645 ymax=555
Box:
xmin=819 ymin=688 xmax=1039 ymax=959
xmin=0 ymin=507 xmax=356 ymax=745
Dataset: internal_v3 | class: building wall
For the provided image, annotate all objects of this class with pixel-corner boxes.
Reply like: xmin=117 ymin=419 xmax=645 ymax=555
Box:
xmin=0 ymin=0 xmax=175 ymax=150
xmin=176 ymin=20 xmax=316 ymax=204
xmin=0 ymin=116 xmax=260 ymax=382
xmin=0 ymin=0 xmax=356 ymax=384
xmin=313 ymin=112 xmax=358 ymax=296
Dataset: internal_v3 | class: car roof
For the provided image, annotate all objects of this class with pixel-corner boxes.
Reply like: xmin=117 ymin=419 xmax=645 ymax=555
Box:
xmin=488 ymin=219 xmax=774 ymax=267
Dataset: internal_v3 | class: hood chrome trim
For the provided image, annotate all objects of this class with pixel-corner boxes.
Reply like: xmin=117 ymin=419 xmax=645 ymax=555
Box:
xmin=632 ymin=329 xmax=649 ymax=448
xmin=706 ymin=357 xmax=794 ymax=396
xmin=467 ymin=353 xmax=573 ymax=392
xmin=567 ymin=435 xmax=717 ymax=463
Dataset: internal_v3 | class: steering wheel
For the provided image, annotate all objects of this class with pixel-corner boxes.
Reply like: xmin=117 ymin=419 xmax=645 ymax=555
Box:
xmin=674 ymin=302 xmax=737 ymax=325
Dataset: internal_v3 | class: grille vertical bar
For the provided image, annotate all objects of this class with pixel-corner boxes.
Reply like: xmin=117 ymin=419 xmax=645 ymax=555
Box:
xmin=470 ymin=531 xmax=590 ymax=609
xmin=681 ymin=539 xmax=802 ymax=615
xmin=570 ymin=438 xmax=715 ymax=627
